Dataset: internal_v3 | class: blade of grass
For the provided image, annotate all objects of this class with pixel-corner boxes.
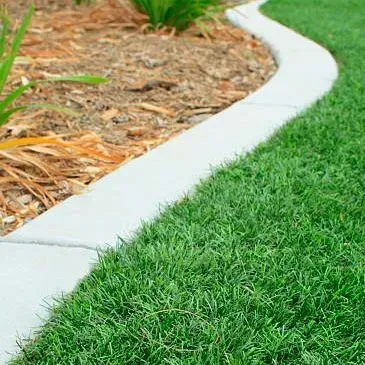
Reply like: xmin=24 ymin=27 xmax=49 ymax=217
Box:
xmin=0 ymin=7 xmax=108 ymax=128
xmin=23 ymin=103 xmax=81 ymax=116
xmin=0 ymin=106 xmax=26 ymax=126
xmin=10 ymin=6 xmax=34 ymax=55
xmin=0 ymin=76 xmax=106 ymax=120
xmin=0 ymin=82 xmax=36 ymax=114
xmin=0 ymin=6 xmax=34 ymax=92
xmin=0 ymin=57 xmax=12 ymax=95
xmin=46 ymin=75 xmax=108 ymax=84
xmin=0 ymin=103 xmax=80 ymax=126
xmin=0 ymin=15 xmax=9 ymax=59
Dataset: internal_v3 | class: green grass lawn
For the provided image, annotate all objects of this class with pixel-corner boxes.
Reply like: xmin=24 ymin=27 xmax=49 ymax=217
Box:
xmin=14 ymin=0 xmax=365 ymax=363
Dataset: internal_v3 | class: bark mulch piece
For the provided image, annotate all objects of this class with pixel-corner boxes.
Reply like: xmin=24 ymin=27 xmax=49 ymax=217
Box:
xmin=0 ymin=0 xmax=276 ymax=235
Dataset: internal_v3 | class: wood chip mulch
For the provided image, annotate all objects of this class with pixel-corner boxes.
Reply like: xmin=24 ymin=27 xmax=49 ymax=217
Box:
xmin=0 ymin=0 xmax=276 ymax=235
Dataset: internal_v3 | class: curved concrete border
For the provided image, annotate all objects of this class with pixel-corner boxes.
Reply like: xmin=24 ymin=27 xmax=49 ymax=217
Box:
xmin=0 ymin=0 xmax=338 ymax=362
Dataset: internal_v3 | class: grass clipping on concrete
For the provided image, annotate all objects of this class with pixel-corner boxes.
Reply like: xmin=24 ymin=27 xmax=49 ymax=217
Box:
xmin=13 ymin=0 xmax=365 ymax=363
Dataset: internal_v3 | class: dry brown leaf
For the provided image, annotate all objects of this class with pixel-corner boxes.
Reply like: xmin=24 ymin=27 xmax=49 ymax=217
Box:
xmin=136 ymin=103 xmax=176 ymax=117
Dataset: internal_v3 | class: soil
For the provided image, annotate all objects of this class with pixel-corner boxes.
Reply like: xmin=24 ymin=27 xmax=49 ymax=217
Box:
xmin=0 ymin=0 xmax=276 ymax=235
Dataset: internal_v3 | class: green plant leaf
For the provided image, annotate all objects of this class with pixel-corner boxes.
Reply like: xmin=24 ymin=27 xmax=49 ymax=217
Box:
xmin=46 ymin=75 xmax=109 ymax=84
xmin=25 ymin=103 xmax=81 ymax=116
xmin=0 ymin=103 xmax=80 ymax=127
xmin=0 ymin=6 xmax=107 ymax=128
xmin=0 ymin=75 xmax=106 ymax=121
xmin=0 ymin=15 xmax=9 ymax=59
xmin=0 ymin=106 xmax=26 ymax=126
xmin=10 ymin=6 xmax=34 ymax=55
xmin=132 ymin=0 xmax=219 ymax=31
xmin=0 ymin=82 xmax=36 ymax=114
xmin=0 ymin=6 xmax=34 ymax=92
xmin=0 ymin=57 xmax=12 ymax=95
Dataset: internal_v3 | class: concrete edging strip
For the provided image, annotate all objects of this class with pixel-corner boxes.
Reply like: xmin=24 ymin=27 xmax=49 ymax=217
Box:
xmin=0 ymin=242 xmax=98 ymax=363
xmin=0 ymin=0 xmax=338 ymax=361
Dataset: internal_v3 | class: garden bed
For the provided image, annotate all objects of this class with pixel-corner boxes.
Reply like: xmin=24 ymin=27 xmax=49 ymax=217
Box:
xmin=0 ymin=0 xmax=276 ymax=235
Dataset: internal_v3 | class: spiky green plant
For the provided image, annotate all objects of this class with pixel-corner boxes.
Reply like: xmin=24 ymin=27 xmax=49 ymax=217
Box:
xmin=131 ymin=0 xmax=220 ymax=31
xmin=0 ymin=6 xmax=107 ymax=127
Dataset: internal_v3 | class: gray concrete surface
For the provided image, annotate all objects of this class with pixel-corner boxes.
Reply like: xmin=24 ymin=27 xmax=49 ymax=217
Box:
xmin=0 ymin=243 xmax=97 ymax=363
